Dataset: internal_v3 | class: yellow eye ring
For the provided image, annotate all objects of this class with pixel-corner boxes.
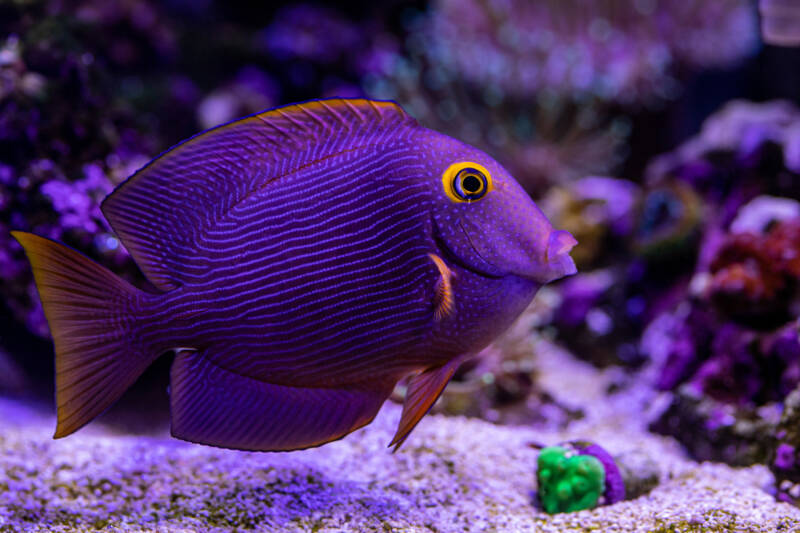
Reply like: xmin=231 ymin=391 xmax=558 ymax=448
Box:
xmin=441 ymin=162 xmax=493 ymax=203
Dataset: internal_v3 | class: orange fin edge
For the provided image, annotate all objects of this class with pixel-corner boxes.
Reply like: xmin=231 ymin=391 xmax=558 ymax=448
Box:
xmin=389 ymin=357 xmax=462 ymax=452
xmin=10 ymin=231 xmax=153 ymax=438
xmin=428 ymin=253 xmax=455 ymax=321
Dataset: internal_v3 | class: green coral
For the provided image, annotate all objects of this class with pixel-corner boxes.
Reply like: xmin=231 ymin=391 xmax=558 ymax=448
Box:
xmin=537 ymin=446 xmax=606 ymax=514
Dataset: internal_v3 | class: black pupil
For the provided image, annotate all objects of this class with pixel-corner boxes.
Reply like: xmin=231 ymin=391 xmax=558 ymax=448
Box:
xmin=462 ymin=175 xmax=482 ymax=193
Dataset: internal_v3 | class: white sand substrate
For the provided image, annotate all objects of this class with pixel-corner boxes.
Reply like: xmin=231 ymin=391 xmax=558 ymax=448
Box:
xmin=1 ymin=337 xmax=799 ymax=532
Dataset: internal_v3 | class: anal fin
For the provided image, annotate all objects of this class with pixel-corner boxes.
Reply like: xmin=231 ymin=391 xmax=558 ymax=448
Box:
xmin=170 ymin=350 xmax=393 ymax=451
xmin=389 ymin=357 xmax=462 ymax=451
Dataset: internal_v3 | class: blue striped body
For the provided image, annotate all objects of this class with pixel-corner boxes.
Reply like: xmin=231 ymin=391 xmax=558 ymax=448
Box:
xmin=16 ymin=99 xmax=575 ymax=451
xmin=137 ymin=136 xmax=539 ymax=388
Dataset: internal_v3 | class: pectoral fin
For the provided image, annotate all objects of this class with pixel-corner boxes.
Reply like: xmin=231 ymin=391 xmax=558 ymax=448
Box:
xmin=428 ymin=253 xmax=455 ymax=321
xmin=389 ymin=357 xmax=462 ymax=451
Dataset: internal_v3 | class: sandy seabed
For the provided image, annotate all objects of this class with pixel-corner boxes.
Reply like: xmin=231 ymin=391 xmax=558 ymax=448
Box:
xmin=1 ymin=340 xmax=799 ymax=532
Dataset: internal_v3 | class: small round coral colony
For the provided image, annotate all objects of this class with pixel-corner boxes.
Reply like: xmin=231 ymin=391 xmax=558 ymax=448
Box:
xmin=536 ymin=445 xmax=600 ymax=513
xmin=535 ymin=440 xmax=627 ymax=514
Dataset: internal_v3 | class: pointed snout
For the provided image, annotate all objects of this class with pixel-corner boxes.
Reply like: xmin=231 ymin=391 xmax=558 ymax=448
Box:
xmin=473 ymin=221 xmax=578 ymax=284
xmin=539 ymin=229 xmax=578 ymax=283
xmin=506 ymin=228 xmax=578 ymax=284
xmin=455 ymin=194 xmax=578 ymax=284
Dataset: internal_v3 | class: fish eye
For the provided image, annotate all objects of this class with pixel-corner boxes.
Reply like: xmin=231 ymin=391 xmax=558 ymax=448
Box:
xmin=442 ymin=162 xmax=493 ymax=203
xmin=456 ymin=170 xmax=485 ymax=197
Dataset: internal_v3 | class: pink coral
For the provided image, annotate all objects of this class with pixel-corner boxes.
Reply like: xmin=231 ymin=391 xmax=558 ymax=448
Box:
xmin=709 ymin=218 xmax=800 ymax=322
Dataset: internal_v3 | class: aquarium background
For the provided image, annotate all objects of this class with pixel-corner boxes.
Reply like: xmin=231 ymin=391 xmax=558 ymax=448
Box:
xmin=2 ymin=0 xmax=800 ymax=529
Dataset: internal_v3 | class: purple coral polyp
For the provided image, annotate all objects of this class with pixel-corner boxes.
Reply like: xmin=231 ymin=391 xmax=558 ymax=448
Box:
xmin=775 ymin=443 xmax=797 ymax=470
xmin=565 ymin=441 xmax=626 ymax=506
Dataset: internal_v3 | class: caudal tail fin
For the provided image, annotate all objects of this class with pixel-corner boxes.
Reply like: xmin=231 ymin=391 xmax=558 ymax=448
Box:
xmin=11 ymin=231 xmax=158 ymax=438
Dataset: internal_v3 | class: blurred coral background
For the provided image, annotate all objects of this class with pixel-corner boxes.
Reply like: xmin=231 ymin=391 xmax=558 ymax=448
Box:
xmin=2 ymin=0 xmax=800 ymax=487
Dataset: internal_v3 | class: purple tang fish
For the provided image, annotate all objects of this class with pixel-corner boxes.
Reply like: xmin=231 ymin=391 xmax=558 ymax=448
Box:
xmin=13 ymin=99 xmax=577 ymax=452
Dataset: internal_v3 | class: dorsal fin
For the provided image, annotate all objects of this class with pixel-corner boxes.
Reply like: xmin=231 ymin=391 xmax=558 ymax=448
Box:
xmin=101 ymin=99 xmax=417 ymax=291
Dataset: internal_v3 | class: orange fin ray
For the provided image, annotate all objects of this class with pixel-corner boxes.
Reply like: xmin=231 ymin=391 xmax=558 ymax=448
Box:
xmin=389 ymin=357 xmax=462 ymax=452
xmin=10 ymin=231 xmax=155 ymax=438
xmin=428 ymin=253 xmax=455 ymax=321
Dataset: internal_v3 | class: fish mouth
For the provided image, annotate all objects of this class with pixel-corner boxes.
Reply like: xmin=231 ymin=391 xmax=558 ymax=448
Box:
xmin=431 ymin=216 xmax=577 ymax=283
xmin=539 ymin=229 xmax=578 ymax=283
xmin=455 ymin=218 xmax=577 ymax=284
